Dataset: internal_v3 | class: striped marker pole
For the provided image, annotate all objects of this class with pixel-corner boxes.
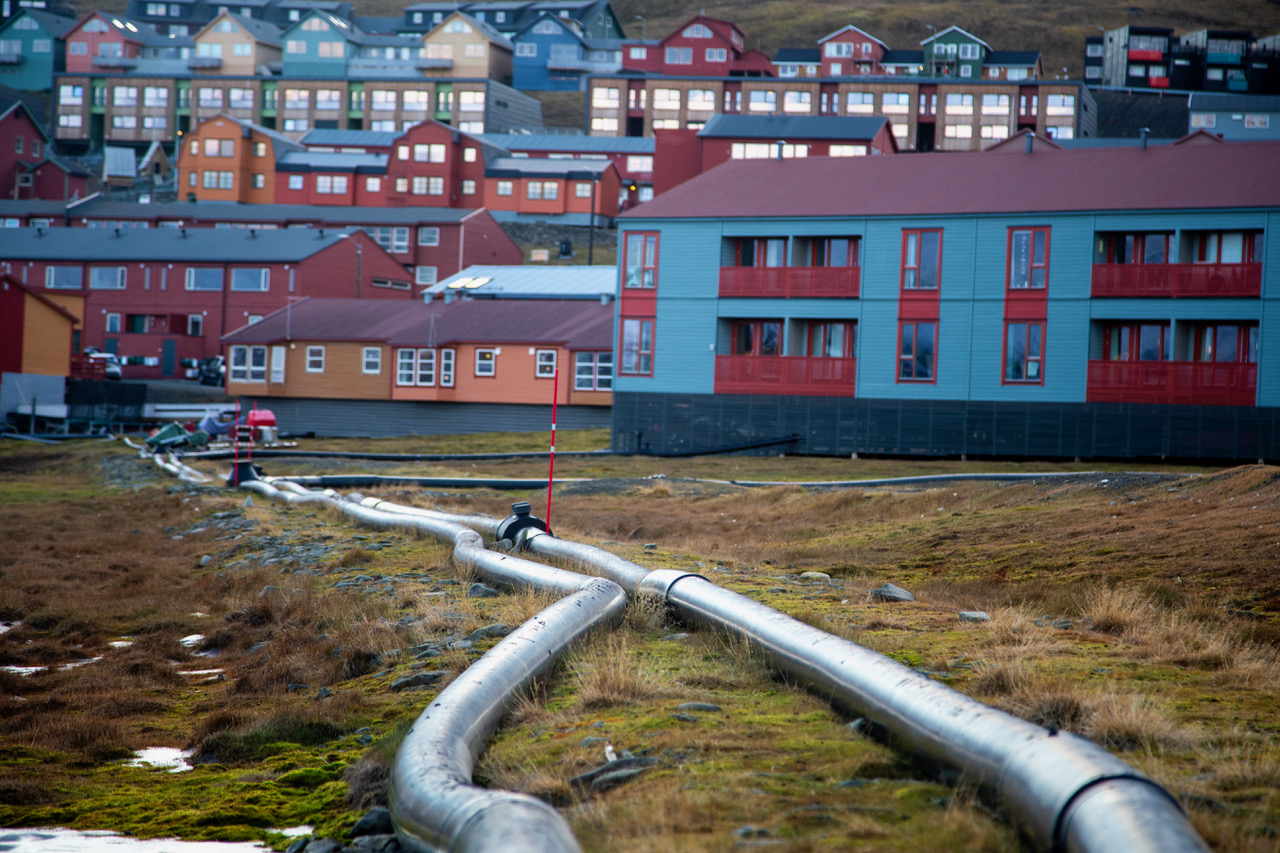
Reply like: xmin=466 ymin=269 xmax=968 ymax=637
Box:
xmin=232 ymin=399 xmax=241 ymax=485
xmin=546 ymin=366 xmax=559 ymax=530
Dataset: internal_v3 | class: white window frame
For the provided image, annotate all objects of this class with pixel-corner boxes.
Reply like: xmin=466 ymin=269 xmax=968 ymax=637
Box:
xmin=230 ymin=344 xmax=267 ymax=382
xmin=185 ymin=268 xmax=222 ymax=291
xmin=187 ymin=314 xmax=203 ymax=336
xmin=88 ymin=266 xmax=126 ymax=289
xmin=475 ymin=348 xmax=496 ymax=377
xmin=305 ymin=345 xmax=325 ymax=373
xmin=362 ymin=347 xmax=381 ymax=374
xmin=535 ymin=349 xmax=556 ymax=377
xmin=230 ymin=268 xmax=269 ymax=292
xmin=418 ymin=227 xmax=440 ymax=246
xmin=105 ymin=312 xmax=122 ymax=333
xmin=440 ymin=348 xmax=455 ymax=386
xmin=45 ymin=266 xmax=82 ymax=289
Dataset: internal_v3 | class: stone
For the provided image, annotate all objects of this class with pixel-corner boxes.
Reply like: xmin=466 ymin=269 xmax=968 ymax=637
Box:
xmin=317 ymin=687 xmax=331 ymax=699
xmin=464 ymin=624 xmax=511 ymax=643
xmin=243 ymin=496 xmax=254 ymax=508
xmin=467 ymin=583 xmax=499 ymax=599
xmin=660 ymin=633 xmax=691 ymax=641
xmin=286 ymin=683 xmax=309 ymax=692
xmin=675 ymin=702 xmax=722 ymax=713
xmin=390 ymin=671 xmax=448 ymax=692
xmin=673 ymin=712 xmax=699 ymax=722
xmin=285 ymin=839 xmax=310 ymax=853
xmin=568 ymin=756 xmax=658 ymax=791
xmin=199 ymin=555 xmax=212 ymax=567
xmin=301 ymin=841 xmax=342 ymax=853
xmin=734 ymin=826 xmax=771 ymax=839
xmin=868 ymin=583 xmax=915 ymax=603
xmin=958 ymin=611 xmax=991 ymax=623
xmin=351 ymin=835 xmax=400 ymax=853
xmin=643 ymin=543 xmax=657 ymax=550
xmin=581 ymin=736 xmax=608 ymax=748
xmin=799 ymin=571 xmax=831 ymax=582
xmin=351 ymin=806 xmax=393 ymax=838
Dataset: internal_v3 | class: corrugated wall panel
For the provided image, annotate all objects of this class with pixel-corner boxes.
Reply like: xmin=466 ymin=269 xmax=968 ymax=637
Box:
xmin=0 ymin=372 xmax=65 ymax=417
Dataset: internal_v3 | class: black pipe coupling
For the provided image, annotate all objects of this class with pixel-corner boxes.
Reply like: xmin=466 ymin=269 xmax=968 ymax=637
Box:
xmin=496 ymin=501 xmax=551 ymax=545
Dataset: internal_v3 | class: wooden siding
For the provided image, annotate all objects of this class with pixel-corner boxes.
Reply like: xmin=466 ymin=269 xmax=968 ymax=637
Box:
xmin=21 ymin=292 xmax=73 ymax=376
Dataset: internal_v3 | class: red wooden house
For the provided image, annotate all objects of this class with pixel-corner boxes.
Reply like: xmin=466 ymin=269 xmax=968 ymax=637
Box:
xmin=0 ymin=91 xmax=93 ymax=201
xmin=620 ymin=15 xmax=773 ymax=78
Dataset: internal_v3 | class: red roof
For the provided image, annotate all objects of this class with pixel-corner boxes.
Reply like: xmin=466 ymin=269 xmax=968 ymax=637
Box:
xmin=222 ymin=297 xmax=612 ymax=350
xmin=623 ymin=140 xmax=1280 ymax=220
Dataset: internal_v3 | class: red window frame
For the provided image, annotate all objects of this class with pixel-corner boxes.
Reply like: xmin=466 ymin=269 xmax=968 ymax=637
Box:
xmin=1102 ymin=323 xmax=1171 ymax=362
xmin=619 ymin=316 xmax=654 ymax=376
xmin=1193 ymin=323 xmax=1259 ymax=363
xmin=1097 ymin=232 xmax=1171 ymax=265
xmin=806 ymin=321 xmax=856 ymax=358
xmin=736 ymin=237 xmax=788 ymax=268
xmin=809 ymin=237 xmax=858 ymax=267
xmin=1002 ymin=321 xmax=1044 ymax=384
xmin=1188 ymin=231 xmax=1262 ymax=264
xmin=730 ymin=319 xmax=783 ymax=356
xmin=897 ymin=320 xmax=937 ymax=383
xmin=1007 ymin=227 xmax=1050 ymax=290
xmin=623 ymin=232 xmax=658 ymax=289
xmin=901 ymin=229 xmax=941 ymax=291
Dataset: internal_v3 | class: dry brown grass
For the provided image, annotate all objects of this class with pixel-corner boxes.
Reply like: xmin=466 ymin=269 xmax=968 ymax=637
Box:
xmin=572 ymin=634 xmax=664 ymax=710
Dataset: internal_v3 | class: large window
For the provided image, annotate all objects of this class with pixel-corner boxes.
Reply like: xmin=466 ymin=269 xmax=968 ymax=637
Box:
xmin=748 ymin=90 xmax=776 ymax=112
xmin=1008 ymin=227 xmax=1049 ymax=289
xmin=620 ymin=318 xmax=653 ymax=374
xmin=732 ymin=320 xmax=782 ymax=356
xmin=623 ymin=232 xmax=658 ymax=288
xmin=475 ymin=348 xmax=496 ymax=377
xmin=1095 ymin=232 xmax=1172 ymax=265
xmin=899 ymin=321 xmax=937 ymax=381
xmin=185 ymin=268 xmax=223 ymax=291
xmin=1193 ymin=323 xmax=1259 ymax=363
xmin=574 ymin=351 xmax=612 ymax=390
xmin=1103 ymin=323 xmax=1170 ymax=362
xmin=397 ymin=348 xmax=439 ymax=386
xmin=89 ymin=266 xmax=126 ymax=289
xmin=45 ymin=266 xmax=83 ymax=289
xmin=230 ymin=268 xmax=269 ymax=291
xmin=807 ymin=321 xmax=856 ymax=358
xmin=738 ymin=237 xmax=787 ymax=267
xmin=1004 ymin=322 xmax=1044 ymax=383
xmin=665 ymin=46 xmax=692 ymax=64
xmin=902 ymin=230 xmax=941 ymax=290
xmin=229 ymin=345 xmax=266 ymax=382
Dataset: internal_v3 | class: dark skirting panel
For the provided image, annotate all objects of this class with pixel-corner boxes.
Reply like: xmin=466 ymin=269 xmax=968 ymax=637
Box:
xmin=611 ymin=392 xmax=1280 ymax=462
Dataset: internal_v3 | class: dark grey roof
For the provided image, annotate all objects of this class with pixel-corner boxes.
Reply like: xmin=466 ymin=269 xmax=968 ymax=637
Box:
xmin=1056 ymin=137 xmax=1174 ymax=149
xmin=300 ymin=128 xmax=400 ymax=148
xmin=699 ymin=114 xmax=889 ymax=141
xmin=352 ymin=15 xmax=401 ymax=34
xmin=277 ymin=150 xmax=389 ymax=171
xmin=57 ymin=198 xmax=483 ymax=225
xmin=0 ymin=226 xmax=353 ymax=262
xmin=0 ymin=87 xmax=46 ymax=132
xmin=447 ymin=11 xmax=513 ymax=49
xmin=880 ymin=49 xmax=924 ymax=64
xmin=0 ymin=200 xmax=68 ymax=217
xmin=222 ymin=12 xmax=283 ymax=46
xmin=1189 ymin=92 xmax=1280 ymax=111
xmin=403 ymin=2 xmax=462 ymax=11
xmin=5 ymin=9 xmax=77 ymax=37
xmin=93 ymin=11 xmax=181 ymax=48
xmin=773 ymin=48 xmax=820 ymax=63
xmin=985 ymin=50 xmax=1040 ymax=65
xmin=486 ymin=156 xmax=611 ymax=178
xmin=477 ymin=132 xmax=652 ymax=153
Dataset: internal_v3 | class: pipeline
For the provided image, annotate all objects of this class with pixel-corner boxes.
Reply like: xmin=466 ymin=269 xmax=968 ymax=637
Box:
xmin=162 ymin=449 xmax=1208 ymax=852
xmin=240 ymin=476 xmax=622 ymax=853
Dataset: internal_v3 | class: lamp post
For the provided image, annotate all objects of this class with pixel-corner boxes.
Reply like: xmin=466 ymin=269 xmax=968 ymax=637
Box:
xmin=635 ymin=15 xmax=645 ymax=40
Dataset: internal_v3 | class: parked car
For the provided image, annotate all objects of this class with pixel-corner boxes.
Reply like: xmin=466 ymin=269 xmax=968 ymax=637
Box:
xmin=198 ymin=356 xmax=225 ymax=386
xmin=85 ymin=351 xmax=122 ymax=380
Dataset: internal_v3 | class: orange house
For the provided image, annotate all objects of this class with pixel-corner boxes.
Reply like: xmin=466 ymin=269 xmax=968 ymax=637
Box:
xmin=221 ymin=296 xmax=613 ymax=412
xmin=179 ymin=114 xmax=302 ymax=203
xmin=0 ymin=275 xmax=82 ymax=376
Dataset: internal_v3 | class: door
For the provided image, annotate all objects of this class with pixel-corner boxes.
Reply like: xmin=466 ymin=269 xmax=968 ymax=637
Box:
xmin=270 ymin=345 xmax=286 ymax=384
xmin=162 ymin=339 xmax=176 ymax=376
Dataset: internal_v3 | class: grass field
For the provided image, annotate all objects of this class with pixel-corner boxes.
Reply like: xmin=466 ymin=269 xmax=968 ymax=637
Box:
xmin=0 ymin=434 xmax=1276 ymax=850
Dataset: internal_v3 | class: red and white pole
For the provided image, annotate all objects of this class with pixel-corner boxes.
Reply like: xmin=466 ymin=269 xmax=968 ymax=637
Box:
xmin=231 ymin=399 xmax=241 ymax=485
xmin=546 ymin=366 xmax=559 ymax=530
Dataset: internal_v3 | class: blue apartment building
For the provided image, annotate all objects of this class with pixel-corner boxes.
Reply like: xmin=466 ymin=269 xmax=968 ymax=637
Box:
xmin=611 ymin=133 xmax=1280 ymax=460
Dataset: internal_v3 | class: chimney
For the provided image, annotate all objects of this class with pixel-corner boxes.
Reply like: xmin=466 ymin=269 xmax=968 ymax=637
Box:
xmin=1139 ymin=127 xmax=1150 ymax=149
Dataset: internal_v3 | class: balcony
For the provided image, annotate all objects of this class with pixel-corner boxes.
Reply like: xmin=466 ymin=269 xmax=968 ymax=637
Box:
xmin=1086 ymin=361 xmax=1257 ymax=406
xmin=1091 ymin=262 xmax=1261 ymax=298
xmin=714 ymin=355 xmax=856 ymax=397
xmin=0 ymin=52 xmax=23 ymax=65
xmin=718 ymin=266 xmax=860 ymax=298
xmin=1148 ymin=75 xmax=1169 ymax=88
xmin=1128 ymin=48 xmax=1165 ymax=61
xmin=414 ymin=57 xmax=452 ymax=70
xmin=547 ymin=56 xmax=620 ymax=73
xmin=188 ymin=56 xmax=222 ymax=69
xmin=93 ymin=55 xmax=137 ymax=69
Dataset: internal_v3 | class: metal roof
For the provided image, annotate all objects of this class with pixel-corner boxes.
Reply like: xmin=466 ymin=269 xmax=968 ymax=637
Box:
xmin=699 ymin=114 xmax=888 ymax=141
xmin=102 ymin=146 xmax=138 ymax=179
xmin=0 ymin=226 xmax=357 ymax=262
xmin=985 ymin=51 xmax=1040 ymax=65
xmin=1188 ymin=92 xmax=1280 ymax=111
xmin=55 ymin=198 xmax=483 ymax=225
xmin=276 ymin=150 xmax=389 ymax=171
xmin=773 ymin=48 xmax=820 ymax=63
xmin=3 ymin=9 xmax=77 ymax=37
xmin=424 ymin=264 xmax=615 ymax=298
xmin=300 ymin=128 xmax=401 ymax=148
xmin=486 ymin=156 xmax=611 ymax=178
xmin=880 ymin=49 xmax=924 ymax=65
xmin=220 ymin=12 xmax=284 ymax=46
xmin=223 ymin=296 xmax=613 ymax=349
xmin=621 ymin=140 xmax=1280 ymax=220
xmin=477 ymin=132 xmax=653 ymax=153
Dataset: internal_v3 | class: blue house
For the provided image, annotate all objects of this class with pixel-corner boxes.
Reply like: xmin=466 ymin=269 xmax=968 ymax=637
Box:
xmin=512 ymin=10 xmax=619 ymax=90
xmin=611 ymin=133 xmax=1280 ymax=460
xmin=0 ymin=9 xmax=74 ymax=92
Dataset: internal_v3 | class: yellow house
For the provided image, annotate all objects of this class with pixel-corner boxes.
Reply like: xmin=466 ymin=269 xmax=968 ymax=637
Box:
xmin=0 ymin=275 xmax=81 ymax=377
xmin=421 ymin=11 xmax=513 ymax=84
xmin=190 ymin=11 xmax=284 ymax=76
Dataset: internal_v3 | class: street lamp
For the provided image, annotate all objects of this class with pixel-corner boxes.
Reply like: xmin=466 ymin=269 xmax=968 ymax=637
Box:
xmin=635 ymin=15 xmax=645 ymax=40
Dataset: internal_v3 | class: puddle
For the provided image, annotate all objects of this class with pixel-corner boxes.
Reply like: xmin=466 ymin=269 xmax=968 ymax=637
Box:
xmin=123 ymin=748 xmax=194 ymax=773
xmin=0 ymin=829 xmax=270 ymax=851
xmin=274 ymin=827 xmax=312 ymax=838
xmin=177 ymin=669 xmax=222 ymax=677
xmin=178 ymin=635 xmax=204 ymax=648
xmin=108 ymin=640 xmax=134 ymax=649
xmin=1 ymin=666 xmax=48 ymax=676
xmin=59 ymin=657 xmax=102 ymax=671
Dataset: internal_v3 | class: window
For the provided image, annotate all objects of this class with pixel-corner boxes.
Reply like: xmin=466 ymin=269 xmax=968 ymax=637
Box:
xmin=112 ymin=86 xmax=137 ymax=107
xmin=1008 ymin=228 xmax=1049 ymax=289
xmin=60 ymin=85 xmax=84 ymax=105
xmin=317 ymin=40 xmax=343 ymax=57
xmin=362 ymin=176 xmax=380 ymax=193
xmin=527 ymin=181 xmax=558 ymax=200
xmin=882 ymin=92 xmax=910 ymax=114
xmin=89 ymin=266 xmax=126 ymax=289
xmin=1194 ymin=323 xmax=1259 ymax=363
xmin=316 ymin=175 xmax=349 ymax=194
xmin=187 ymin=314 xmax=203 ymax=337
xmin=415 ymin=266 xmax=438 ymax=285
xmin=629 ymin=46 xmax=646 ymax=60
xmin=665 ymin=46 xmax=692 ymax=64
xmin=620 ymin=318 xmax=653 ymax=374
xmin=1046 ymin=94 xmax=1075 ymax=116
xmin=575 ymin=182 xmax=592 ymax=198
xmin=536 ymin=349 xmax=557 ymax=377
xmin=1187 ymin=231 xmax=1262 ymax=264
xmin=230 ymin=345 xmax=267 ymax=382
xmin=440 ymin=349 xmax=455 ymax=386
xmin=230 ymin=268 xmax=269 ymax=291
xmin=315 ymin=89 xmax=340 ymax=110
xmin=1244 ymin=115 xmax=1270 ymax=129
xmin=958 ymin=43 xmax=981 ymax=60
xmin=748 ymin=90 xmax=776 ymax=112
xmin=413 ymin=143 xmax=446 ymax=162
xmin=783 ymin=91 xmax=811 ymax=113
xmin=846 ymin=92 xmax=874 ymax=113
xmin=516 ymin=42 xmax=536 ymax=57
xmin=1103 ymin=323 xmax=1170 ymax=362
xmin=653 ymin=88 xmax=680 ymax=110
xmin=981 ymin=94 xmax=1009 ymax=115
xmin=105 ymin=312 xmax=121 ymax=333
xmin=143 ymin=86 xmax=168 ymax=108
xmin=412 ymin=176 xmax=427 ymax=195
xmin=185 ymin=268 xmax=222 ymax=291
xmin=288 ymin=174 xmax=304 ymax=190
xmin=46 ymin=266 xmax=82 ymax=289
xmin=496 ymin=180 xmax=513 ymax=196
xmin=464 ymin=43 xmax=485 ymax=58
xmin=574 ymin=351 xmax=612 ymax=390
xmin=737 ymin=237 xmax=787 ymax=266
xmin=284 ymin=88 xmax=309 ymax=109
xmin=828 ymin=144 xmax=867 ymax=156
xmin=414 ymin=227 xmax=439 ymax=247
xmin=945 ymin=93 xmax=973 ymax=115
xmin=475 ymin=348 xmax=496 ymax=376
xmin=706 ymin=47 xmax=726 ymax=62
xmin=980 ymin=125 xmax=1009 ymax=140
xmin=591 ymin=117 xmax=619 ymax=133
xmin=902 ymin=230 xmax=941 ymax=290
xmin=943 ymin=124 xmax=973 ymax=139
xmin=731 ymin=320 xmax=782 ymax=356
xmin=899 ymin=322 xmax=936 ymax=381
xmin=806 ymin=321 xmax=855 ymax=358
xmin=1004 ymin=322 xmax=1043 ymax=383
xmin=1095 ymin=233 xmax=1173 ymax=265
xmin=306 ymin=346 xmax=325 ymax=373
xmin=1190 ymin=113 xmax=1216 ymax=129
xmin=624 ymin=232 xmax=658 ymax=288
xmin=688 ymin=89 xmax=715 ymax=110
xmin=463 ymin=147 xmax=477 ymax=163
xmin=458 ymin=91 xmax=484 ymax=112
xmin=362 ymin=347 xmax=381 ymax=374
xmin=461 ymin=179 xmax=476 ymax=195
xmin=809 ymin=237 xmax=857 ymax=266
xmin=112 ymin=116 xmax=138 ymax=129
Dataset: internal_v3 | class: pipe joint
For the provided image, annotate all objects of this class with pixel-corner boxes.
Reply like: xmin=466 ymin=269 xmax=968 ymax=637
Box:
xmin=637 ymin=569 xmax=707 ymax=605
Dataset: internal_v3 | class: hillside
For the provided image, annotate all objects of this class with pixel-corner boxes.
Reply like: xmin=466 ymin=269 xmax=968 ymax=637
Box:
xmin=85 ymin=0 xmax=1280 ymax=80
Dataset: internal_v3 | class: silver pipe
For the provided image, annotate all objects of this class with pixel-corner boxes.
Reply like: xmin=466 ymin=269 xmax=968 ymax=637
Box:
xmin=353 ymin=495 xmax=502 ymax=539
xmin=390 ymin=577 xmax=625 ymax=853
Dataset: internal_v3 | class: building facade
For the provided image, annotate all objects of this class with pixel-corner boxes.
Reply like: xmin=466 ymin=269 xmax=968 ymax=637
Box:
xmin=610 ymin=135 xmax=1280 ymax=460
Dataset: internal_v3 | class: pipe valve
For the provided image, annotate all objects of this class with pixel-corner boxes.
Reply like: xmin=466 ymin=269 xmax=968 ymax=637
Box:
xmin=496 ymin=501 xmax=550 ymax=545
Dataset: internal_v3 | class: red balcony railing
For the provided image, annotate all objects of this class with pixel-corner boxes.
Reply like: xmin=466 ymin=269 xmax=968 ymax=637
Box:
xmin=1128 ymin=49 xmax=1165 ymax=61
xmin=1086 ymin=361 xmax=1257 ymax=406
xmin=718 ymin=266 xmax=860 ymax=298
xmin=1091 ymin=263 xmax=1261 ymax=298
xmin=714 ymin=355 xmax=856 ymax=397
